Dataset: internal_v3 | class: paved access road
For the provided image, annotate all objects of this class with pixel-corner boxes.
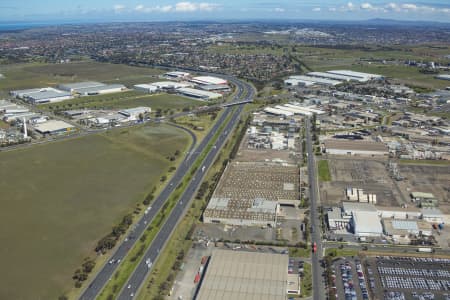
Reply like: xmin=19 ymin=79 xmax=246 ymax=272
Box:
xmin=79 ymin=75 xmax=254 ymax=300
xmin=305 ymin=117 xmax=326 ymax=300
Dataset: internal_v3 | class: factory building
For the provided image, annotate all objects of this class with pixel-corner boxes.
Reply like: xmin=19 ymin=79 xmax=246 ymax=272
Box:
xmin=133 ymin=84 xmax=159 ymax=93
xmin=177 ymin=87 xmax=222 ymax=100
xmin=307 ymin=71 xmax=364 ymax=82
xmin=327 ymin=207 xmax=350 ymax=230
xmin=58 ymin=81 xmax=127 ymax=95
xmin=264 ymin=107 xmax=294 ymax=117
xmin=58 ymin=81 xmax=105 ymax=92
xmin=164 ymin=71 xmax=190 ymax=79
xmin=351 ymin=211 xmax=383 ymax=237
xmin=195 ymin=249 xmax=290 ymax=300
xmin=11 ymin=87 xmax=73 ymax=104
xmin=33 ymin=120 xmax=75 ymax=135
xmin=323 ymin=139 xmax=388 ymax=156
xmin=326 ymin=70 xmax=384 ymax=81
xmin=118 ymin=107 xmax=151 ymax=120
xmin=285 ymin=75 xmax=342 ymax=86
xmin=190 ymin=76 xmax=227 ymax=86
xmin=203 ymin=197 xmax=280 ymax=227
xmin=197 ymin=84 xmax=231 ymax=92
xmin=382 ymin=219 xmax=432 ymax=243
xmin=148 ymin=81 xmax=192 ymax=90
xmin=410 ymin=192 xmax=439 ymax=208
xmin=73 ymin=84 xmax=126 ymax=96
xmin=435 ymin=74 xmax=450 ymax=81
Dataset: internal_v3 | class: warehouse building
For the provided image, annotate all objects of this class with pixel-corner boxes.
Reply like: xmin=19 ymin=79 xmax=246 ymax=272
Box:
xmin=191 ymin=76 xmax=227 ymax=86
xmin=382 ymin=219 xmax=432 ymax=242
xmin=323 ymin=139 xmax=388 ymax=156
xmin=164 ymin=71 xmax=190 ymax=79
xmin=286 ymin=75 xmax=342 ymax=86
xmin=351 ymin=211 xmax=383 ymax=237
xmin=327 ymin=207 xmax=350 ymax=230
xmin=410 ymin=192 xmax=439 ymax=208
xmin=177 ymin=87 xmax=222 ymax=100
xmin=307 ymin=71 xmax=363 ymax=82
xmin=326 ymin=70 xmax=384 ymax=81
xmin=11 ymin=87 xmax=73 ymax=104
xmin=264 ymin=107 xmax=294 ymax=117
xmin=33 ymin=120 xmax=75 ymax=135
xmin=435 ymin=74 xmax=450 ymax=81
xmin=118 ymin=107 xmax=151 ymax=119
xmin=73 ymin=84 xmax=126 ymax=96
xmin=197 ymin=84 xmax=231 ymax=92
xmin=133 ymin=84 xmax=158 ymax=93
xmin=203 ymin=197 xmax=280 ymax=227
xmin=58 ymin=81 xmax=105 ymax=92
xmin=195 ymin=249 xmax=290 ymax=300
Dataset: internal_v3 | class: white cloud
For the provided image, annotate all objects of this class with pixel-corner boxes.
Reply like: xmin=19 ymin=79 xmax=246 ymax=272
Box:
xmin=273 ymin=7 xmax=285 ymax=13
xmin=113 ymin=4 xmax=125 ymax=13
xmin=401 ymin=3 xmax=418 ymax=10
xmin=360 ymin=3 xmax=374 ymax=10
xmin=346 ymin=2 xmax=355 ymax=11
xmin=312 ymin=7 xmax=321 ymax=12
xmin=133 ymin=2 xmax=219 ymax=13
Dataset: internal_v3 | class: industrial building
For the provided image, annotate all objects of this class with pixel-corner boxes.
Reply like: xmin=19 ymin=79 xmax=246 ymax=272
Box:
xmin=73 ymin=84 xmax=126 ymax=96
xmin=264 ymin=107 xmax=294 ymax=117
xmin=326 ymin=207 xmax=349 ymax=230
xmin=147 ymin=81 xmax=192 ymax=90
xmin=203 ymin=197 xmax=280 ymax=227
xmin=410 ymin=192 xmax=439 ymax=208
xmin=195 ymin=249 xmax=290 ymax=300
xmin=326 ymin=70 xmax=384 ymax=81
xmin=11 ymin=87 xmax=73 ymax=104
xmin=33 ymin=120 xmax=75 ymax=135
xmin=382 ymin=219 xmax=432 ymax=243
xmin=58 ymin=81 xmax=126 ymax=95
xmin=435 ymin=74 xmax=450 ymax=81
xmin=177 ymin=87 xmax=222 ymax=100
xmin=323 ymin=139 xmax=388 ymax=156
xmin=118 ymin=107 xmax=151 ymax=119
xmin=58 ymin=81 xmax=104 ymax=92
xmin=307 ymin=71 xmax=364 ymax=82
xmin=133 ymin=84 xmax=158 ymax=93
xmin=351 ymin=211 xmax=383 ymax=237
xmin=164 ymin=71 xmax=190 ymax=79
xmin=285 ymin=75 xmax=342 ymax=86
xmin=190 ymin=76 xmax=227 ymax=86
xmin=197 ymin=84 xmax=231 ymax=92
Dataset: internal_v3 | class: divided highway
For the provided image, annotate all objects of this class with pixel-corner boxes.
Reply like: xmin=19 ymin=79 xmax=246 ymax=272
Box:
xmin=305 ymin=118 xmax=326 ymax=300
xmin=79 ymin=76 xmax=254 ymax=300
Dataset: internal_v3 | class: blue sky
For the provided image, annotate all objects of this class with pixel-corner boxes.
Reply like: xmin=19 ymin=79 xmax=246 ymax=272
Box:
xmin=1 ymin=0 xmax=450 ymax=22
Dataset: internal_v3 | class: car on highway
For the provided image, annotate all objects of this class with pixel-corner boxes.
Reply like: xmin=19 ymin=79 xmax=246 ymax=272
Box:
xmin=313 ymin=242 xmax=317 ymax=253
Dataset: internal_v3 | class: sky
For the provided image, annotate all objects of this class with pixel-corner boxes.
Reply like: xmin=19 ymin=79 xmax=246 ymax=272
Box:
xmin=1 ymin=0 xmax=450 ymax=23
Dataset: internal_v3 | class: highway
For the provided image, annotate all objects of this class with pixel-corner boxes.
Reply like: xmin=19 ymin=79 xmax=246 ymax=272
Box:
xmin=79 ymin=76 xmax=254 ymax=300
xmin=305 ymin=117 xmax=326 ymax=300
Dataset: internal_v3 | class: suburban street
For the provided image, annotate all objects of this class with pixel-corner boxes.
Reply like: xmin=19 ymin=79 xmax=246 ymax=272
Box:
xmin=305 ymin=117 xmax=326 ymax=300
xmin=79 ymin=75 xmax=254 ymax=300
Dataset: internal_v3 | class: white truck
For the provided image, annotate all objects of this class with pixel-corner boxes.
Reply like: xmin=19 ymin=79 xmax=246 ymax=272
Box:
xmin=417 ymin=247 xmax=433 ymax=253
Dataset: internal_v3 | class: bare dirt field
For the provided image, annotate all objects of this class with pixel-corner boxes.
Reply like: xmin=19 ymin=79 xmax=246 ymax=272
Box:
xmin=320 ymin=156 xmax=403 ymax=207
xmin=397 ymin=164 xmax=450 ymax=213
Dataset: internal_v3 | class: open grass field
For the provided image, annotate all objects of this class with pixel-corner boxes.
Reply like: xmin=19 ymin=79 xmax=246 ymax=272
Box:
xmin=0 ymin=124 xmax=191 ymax=300
xmin=0 ymin=61 xmax=163 ymax=97
xmin=318 ymin=160 xmax=331 ymax=182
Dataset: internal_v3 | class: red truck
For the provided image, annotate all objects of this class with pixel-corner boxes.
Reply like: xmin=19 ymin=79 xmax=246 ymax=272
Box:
xmin=312 ymin=242 xmax=317 ymax=253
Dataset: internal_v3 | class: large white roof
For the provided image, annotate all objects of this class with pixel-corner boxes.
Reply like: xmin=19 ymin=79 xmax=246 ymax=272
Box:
xmin=191 ymin=76 xmax=227 ymax=85
xmin=353 ymin=211 xmax=382 ymax=236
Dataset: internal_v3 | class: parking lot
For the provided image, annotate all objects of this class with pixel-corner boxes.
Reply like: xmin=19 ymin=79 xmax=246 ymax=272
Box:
xmin=331 ymin=258 xmax=369 ymax=300
xmin=365 ymin=256 xmax=450 ymax=300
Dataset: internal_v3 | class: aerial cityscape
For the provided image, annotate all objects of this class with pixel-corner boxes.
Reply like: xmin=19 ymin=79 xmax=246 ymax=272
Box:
xmin=0 ymin=1 xmax=450 ymax=300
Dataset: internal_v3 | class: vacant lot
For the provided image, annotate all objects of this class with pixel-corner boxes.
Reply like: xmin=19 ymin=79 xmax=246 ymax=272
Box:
xmin=397 ymin=163 xmax=450 ymax=213
xmin=318 ymin=160 xmax=331 ymax=182
xmin=0 ymin=61 xmax=162 ymax=97
xmin=320 ymin=156 xmax=402 ymax=207
xmin=0 ymin=124 xmax=191 ymax=300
